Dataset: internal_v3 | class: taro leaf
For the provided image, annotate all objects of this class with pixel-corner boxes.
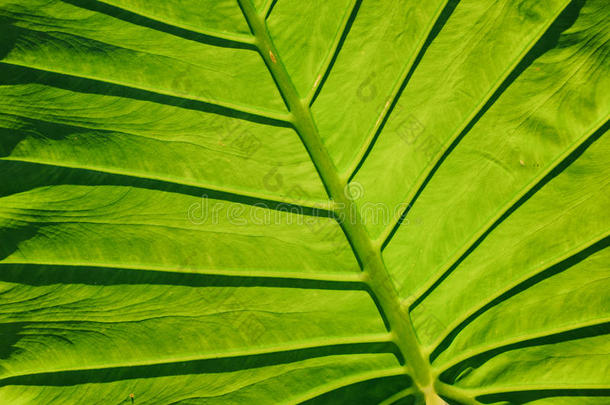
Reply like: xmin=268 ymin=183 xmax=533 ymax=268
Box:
xmin=0 ymin=0 xmax=608 ymax=404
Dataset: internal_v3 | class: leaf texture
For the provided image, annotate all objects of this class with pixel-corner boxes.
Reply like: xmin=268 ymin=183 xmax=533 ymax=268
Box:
xmin=0 ymin=0 xmax=608 ymax=404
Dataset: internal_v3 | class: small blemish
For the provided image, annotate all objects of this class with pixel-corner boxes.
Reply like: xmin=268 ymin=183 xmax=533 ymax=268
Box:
xmin=314 ymin=74 xmax=322 ymax=88
xmin=269 ymin=51 xmax=276 ymax=63
xmin=374 ymin=115 xmax=383 ymax=128
xmin=519 ymin=160 xmax=525 ymax=166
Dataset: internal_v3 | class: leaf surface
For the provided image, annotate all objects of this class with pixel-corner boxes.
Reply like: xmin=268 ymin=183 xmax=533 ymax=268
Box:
xmin=0 ymin=0 xmax=608 ymax=404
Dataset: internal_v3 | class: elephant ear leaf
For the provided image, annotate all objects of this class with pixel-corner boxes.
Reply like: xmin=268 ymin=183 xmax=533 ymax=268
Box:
xmin=0 ymin=0 xmax=608 ymax=404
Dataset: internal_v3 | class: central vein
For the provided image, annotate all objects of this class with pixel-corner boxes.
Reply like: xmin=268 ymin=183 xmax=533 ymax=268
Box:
xmin=237 ymin=0 xmax=439 ymax=398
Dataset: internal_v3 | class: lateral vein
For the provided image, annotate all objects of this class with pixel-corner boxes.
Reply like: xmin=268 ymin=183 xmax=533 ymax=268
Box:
xmin=427 ymin=232 xmax=610 ymax=353
xmin=0 ymin=61 xmax=292 ymax=124
xmin=0 ymin=156 xmax=335 ymax=212
xmin=404 ymin=116 xmax=609 ymax=309
xmin=377 ymin=0 xmax=573 ymax=246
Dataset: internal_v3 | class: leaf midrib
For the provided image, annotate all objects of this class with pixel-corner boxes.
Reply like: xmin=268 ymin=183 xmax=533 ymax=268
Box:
xmin=235 ymin=0 xmax=435 ymax=395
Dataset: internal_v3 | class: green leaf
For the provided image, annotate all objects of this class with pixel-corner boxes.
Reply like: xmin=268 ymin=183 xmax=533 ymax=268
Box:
xmin=0 ymin=0 xmax=608 ymax=404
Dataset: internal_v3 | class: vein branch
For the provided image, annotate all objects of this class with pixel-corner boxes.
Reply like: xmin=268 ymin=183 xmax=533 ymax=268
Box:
xmin=305 ymin=0 xmax=361 ymax=105
xmin=96 ymin=0 xmax=257 ymax=45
